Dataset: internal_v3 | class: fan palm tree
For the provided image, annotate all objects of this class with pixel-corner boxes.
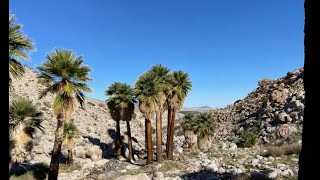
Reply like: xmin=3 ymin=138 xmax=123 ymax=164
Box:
xmin=193 ymin=112 xmax=216 ymax=151
xmin=9 ymin=13 xmax=34 ymax=88
xmin=105 ymin=82 xmax=136 ymax=161
xmin=181 ymin=113 xmax=198 ymax=149
xmin=37 ymin=49 xmax=92 ymax=180
xmin=63 ymin=120 xmax=80 ymax=164
xmin=165 ymin=70 xmax=192 ymax=160
xmin=146 ymin=64 xmax=170 ymax=162
xmin=134 ymin=72 xmax=162 ymax=164
xmin=9 ymin=98 xmax=44 ymax=175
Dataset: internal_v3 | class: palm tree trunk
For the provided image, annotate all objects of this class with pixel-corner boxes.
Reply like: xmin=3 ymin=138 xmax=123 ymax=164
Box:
xmin=146 ymin=118 xmax=153 ymax=164
xmin=48 ymin=112 xmax=64 ymax=180
xmin=145 ymin=119 xmax=148 ymax=152
xmin=126 ymin=121 xmax=133 ymax=162
xmin=298 ymin=0 xmax=319 ymax=179
xmin=168 ymin=108 xmax=176 ymax=160
xmin=156 ymin=110 xmax=162 ymax=162
xmin=116 ymin=120 xmax=121 ymax=159
xmin=166 ymin=108 xmax=172 ymax=157
xmin=66 ymin=149 xmax=73 ymax=164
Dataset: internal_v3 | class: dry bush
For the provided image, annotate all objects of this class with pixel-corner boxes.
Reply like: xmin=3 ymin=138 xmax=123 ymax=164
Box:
xmin=262 ymin=142 xmax=301 ymax=157
xmin=284 ymin=142 xmax=301 ymax=155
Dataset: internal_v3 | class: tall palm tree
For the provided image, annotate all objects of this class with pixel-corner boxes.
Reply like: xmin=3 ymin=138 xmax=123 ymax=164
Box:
xmin=165 ymin=70 xmax=192 ymax=160
xmin=105 ymin=82 xmax=136 ymax=161
xmin=9 ymin=13 xmax=34 ymax=88
xmin=9 ymin=98 xmax=44 ymax=175
xmin=134 ymin=72 xmax=162 ymax=164
xmin=298 ymin=0 xmax=319 ymax=179
xmin=63 ymin=120 xmax=80 ymax=164
xmin=37 ymin=49 xmax=92 ymax=180
xmin=146 ymin=64 xmax=170 ymax=162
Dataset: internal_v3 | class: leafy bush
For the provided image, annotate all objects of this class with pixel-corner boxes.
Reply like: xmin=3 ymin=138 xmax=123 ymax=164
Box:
xmin=238 ymin=131 xmax=257 ymax=147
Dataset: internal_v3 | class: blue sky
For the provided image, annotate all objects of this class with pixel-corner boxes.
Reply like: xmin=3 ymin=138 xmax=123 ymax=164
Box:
xmin=10 ymin=0 xmax=304 ymax=108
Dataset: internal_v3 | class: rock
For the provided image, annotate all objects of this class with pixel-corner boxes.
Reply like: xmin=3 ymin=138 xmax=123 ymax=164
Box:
xmin=75 ymin=149 xmax=86 ymax=158
xmin=265 ymin=169 xmax=279 ymax=179
xmin=205 ymin=160 xmax=219 ymax=172
xmin=251 ymin=159 xmax=259 ymax=167
xmin=229 ymin=143 xmax=237 ymax=151
xmin=217 ymin=167 xmax=226 ymax=173
xmin=270 ymin=90 xmax=286 ymax=103
xmin=116 ymin=173 xmax=151 ymax=180
xmin=258 ymin=78 xmax=274 ymax=87
xmin=152 ymin=172 xmax=164 ymax=180
xmin=95 ymin=159 xmax=109 ymax=166
xmin=276 ymin=124 xmax=291 ymax=138
xmin=281 ymin=169 xmax=294 ymax=177
xmin=33 ymin=145 xmax=44 ymax=154
xmin=85 ymin=145 xmax=102 ymax=161
xmin=278 ymin=112 xmax=290 ymax=123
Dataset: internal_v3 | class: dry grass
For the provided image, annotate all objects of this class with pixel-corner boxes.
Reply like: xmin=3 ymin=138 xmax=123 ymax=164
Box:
xmin=262 ymin=142 xmax=301 ymax=157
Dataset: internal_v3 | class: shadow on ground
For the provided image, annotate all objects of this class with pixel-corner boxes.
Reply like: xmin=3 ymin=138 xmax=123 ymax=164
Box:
xmin=10 ymin=163 xmax=49 ymax=180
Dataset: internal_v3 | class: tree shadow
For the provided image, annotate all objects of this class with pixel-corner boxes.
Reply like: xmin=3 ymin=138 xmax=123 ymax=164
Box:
xmin=10 ymin=163 xmax=49 ymax=180
xmin=179 ymin=169 xmax=275 ymax=180
xmin=83 ymin=135 xmax=115 ymax=159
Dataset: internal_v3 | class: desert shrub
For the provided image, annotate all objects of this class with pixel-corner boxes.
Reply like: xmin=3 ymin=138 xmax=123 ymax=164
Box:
xmin=238 ymin=131 xmax=257 ymax=148
xmin=284 ymin=142 xmax=301 ymax=155
xmin=262 ymin=142 xmax=301 ymax=157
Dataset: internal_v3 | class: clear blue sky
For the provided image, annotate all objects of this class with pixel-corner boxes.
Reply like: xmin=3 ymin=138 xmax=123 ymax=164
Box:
xmin=10 ymin=0 xmax=304 ymax=108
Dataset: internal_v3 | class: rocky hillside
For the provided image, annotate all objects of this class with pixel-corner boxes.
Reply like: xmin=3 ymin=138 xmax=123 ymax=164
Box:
xmin=212 ymin=68 xmax=304 ymax=145
xmin=9 ymin=67 xmax=304 ymax=180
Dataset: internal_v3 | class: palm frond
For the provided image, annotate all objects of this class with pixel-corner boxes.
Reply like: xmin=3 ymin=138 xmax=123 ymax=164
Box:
xmin=37 ymin=49 xmax=92 ymax=115
xmin=193 ymin=112 xmax=217 ymax=138
xmin=9 ymin=98 xmax=44 ymax=136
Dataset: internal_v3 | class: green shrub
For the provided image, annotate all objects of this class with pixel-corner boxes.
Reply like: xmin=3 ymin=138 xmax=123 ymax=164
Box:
xmin=239 ymin=131 xmax=257 ymax=147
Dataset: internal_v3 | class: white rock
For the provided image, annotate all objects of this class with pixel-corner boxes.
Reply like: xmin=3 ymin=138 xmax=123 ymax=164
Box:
xmin=229 ymin=143 xmax=237 ymax=151
xmin=94 ymin=159 xmax=109 ymax=166
xmin=266 ymin=169 xmax=279 ymax=179
xmin=116 ymin=173 xmax=151 ymax=180
xmin=152 ymin=172 xmax=164 ymax=180
xmin=281 ymin=169 xmax=294 ymax=177
xmin=205 ymin=161 xmax=219 ymax=172
xmin=251 ymin=159 xmax=259 ymax=167
xmin=217 ymin=167 xmax=226 ymax=173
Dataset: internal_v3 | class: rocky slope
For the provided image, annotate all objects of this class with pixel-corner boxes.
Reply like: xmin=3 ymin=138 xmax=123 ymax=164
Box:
xmin=9 ymin=67 xmax=303 ymax=180
xmin=212 ymin=68 xmax=304 ymax=145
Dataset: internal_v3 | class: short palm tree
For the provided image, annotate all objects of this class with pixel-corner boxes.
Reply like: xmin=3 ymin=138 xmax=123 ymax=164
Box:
xmin=193 ymin=112 xmax=217 ymax=151
xmin=63 ymin=120 xmax=80 ymax=164
xmin=165 ymin=70 xmax=192 ymax=160
xmin=9 ymin=98 xmax=44 ymax=175
xmin=106 ymin=82 xmax=136 ymax=161
xmin=9 ymin=13 xmax=34 ymax=88
xmin=146 ymin=64 xmax=170 ymax=162
xmin=181 ymin=113 xmax=198 ymax=148
xmin=134 ymin=72 xmax=162 ymax=164
xmin=37 ymin=49 xmax=92 ymax=180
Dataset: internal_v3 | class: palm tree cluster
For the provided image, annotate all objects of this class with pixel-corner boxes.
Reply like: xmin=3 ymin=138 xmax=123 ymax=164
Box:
xmin=107 ymin=64 xmax=192 ymax=165
xmin=181 ymin=112 xmax=217 ymax=151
